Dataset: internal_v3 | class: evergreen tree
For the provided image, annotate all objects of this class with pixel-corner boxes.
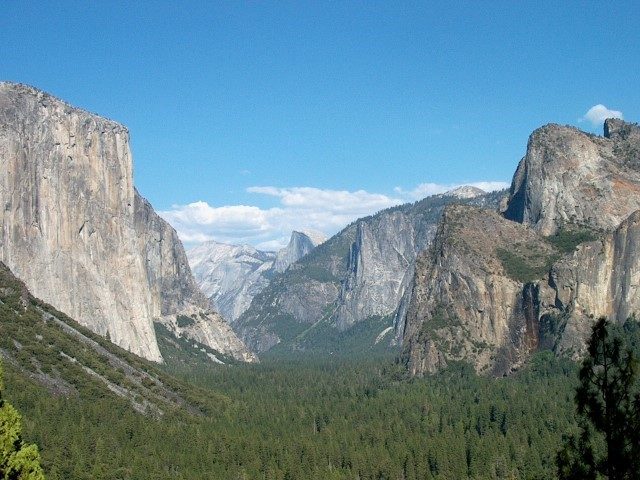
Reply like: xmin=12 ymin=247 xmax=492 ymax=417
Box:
xmin=0 ymin=361 xmax=45 ymax=480
xmin=557 ymin=318 xmax=640 ymax=480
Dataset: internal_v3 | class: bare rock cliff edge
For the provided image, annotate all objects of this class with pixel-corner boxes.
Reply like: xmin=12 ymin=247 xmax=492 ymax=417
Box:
xmin=504 ymin=120 xmax=640 ymax=234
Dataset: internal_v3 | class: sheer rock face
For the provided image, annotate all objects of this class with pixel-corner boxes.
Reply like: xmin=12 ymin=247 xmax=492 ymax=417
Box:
xmin=134 ymin=194 xmax=257 ymax=362
xmin=405 ymin=124 xmax=640 ymax=375
xmin=541 ymin=210 xmax=640 ymax=358
xmin=187 ymin=231 xmax=323 ymax=323
xmin=0 ymin=82 xmax=255 ymax=363
xmin=274 ymin=230 xmax=325 ymax=273
xmin=333 ymin=211 xmax=430 ymax=331
xmin=236 ymin=191 xmax=505 ymax=354
xmin=504 ymin=120 xmax=640 ymax=235
xmin=403 ymin=202 xmax=640 ymax=376
xmin=134 ymin=192 xmax=210 ymax=315
xmin=402 ymin=205 xmax=558 ymax=376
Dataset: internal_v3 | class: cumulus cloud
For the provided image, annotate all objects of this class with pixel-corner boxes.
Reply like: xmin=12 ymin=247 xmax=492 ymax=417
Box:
xmin=161 ymin=181 xmax=509 ymax=249
xmin=582 ymin=104 xmax=623 ymax=126
xmin=247 ymin=186 xmax=402 ymax=212
xmin=159 ymin=202 xmax=278 ymax=244
xmin=161 ymin=187 xmax=402 ymax=249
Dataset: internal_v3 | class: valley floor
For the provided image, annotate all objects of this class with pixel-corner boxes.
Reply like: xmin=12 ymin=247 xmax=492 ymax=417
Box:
xmin=5 ymin=352 xmax=579 ymax=480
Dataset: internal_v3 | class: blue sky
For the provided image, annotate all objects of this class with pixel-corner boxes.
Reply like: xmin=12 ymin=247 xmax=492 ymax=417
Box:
xmin=2 ymin=1 xmax=639 ymax=248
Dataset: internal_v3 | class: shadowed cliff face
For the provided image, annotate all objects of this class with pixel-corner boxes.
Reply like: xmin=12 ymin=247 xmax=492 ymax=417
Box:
xmin=404 ymin=120 xmax=640 ymax=376
xmin=0 ymin=82 xmax=255 ymax=363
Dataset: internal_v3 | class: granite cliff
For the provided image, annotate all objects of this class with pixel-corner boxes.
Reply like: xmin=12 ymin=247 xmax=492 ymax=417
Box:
xmin=236 ymin=189 xmax=505 ymax=355
xmin=0 ymin=82 xmax=255 ymax=363
xmin=274 ymin=230 xmax=325 ymax=273
xmin=504 ymin=119 xmax=640 ymax=234
xmin=404 ymin=119 xmax=640 ymax=375
xmin=188 ymin=241 xmax=276 ymax=323
xmin=402 ymin=205 xmax=560 ymax=375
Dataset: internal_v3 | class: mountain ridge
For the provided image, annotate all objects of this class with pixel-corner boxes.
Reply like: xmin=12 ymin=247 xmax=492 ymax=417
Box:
xmin=188 ymin=230 xmax=324 ymax=323
xmin=235 ymin=189 xmax=507 ymax=355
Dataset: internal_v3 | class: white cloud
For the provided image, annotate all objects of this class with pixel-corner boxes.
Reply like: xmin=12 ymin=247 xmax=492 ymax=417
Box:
xmin=247 ymin=186 xmax=402 ymax=212
xmin=161 ymin=188 xmax=402 ymax=249
xmin=161 ymin=181 xmax=509 ymax=249
xmin=582 ymin=104 xmax=623 ymax=126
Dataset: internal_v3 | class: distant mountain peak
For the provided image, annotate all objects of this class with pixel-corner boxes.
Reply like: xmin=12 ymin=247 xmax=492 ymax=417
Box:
xmin=188 ymin=230 xmax=324 ymax=322
xmin=443 ymin=185 xmax=486 ymax=199
xmin=274 ymin=230 xmax=326 ymax=273
xmin=293 ymin=229 xmax=327 ymax=247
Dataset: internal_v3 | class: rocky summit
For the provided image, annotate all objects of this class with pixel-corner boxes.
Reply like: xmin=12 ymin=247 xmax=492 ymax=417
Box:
xmin=274 ymin=230 xmax=326 ymax=273
xmin=403 ymin=119 xmax=640 ymax=375
xmin=504 ymin=119 xmax=640 ymax=235
xmin=0 ymin=82 xmax=255 ymax=363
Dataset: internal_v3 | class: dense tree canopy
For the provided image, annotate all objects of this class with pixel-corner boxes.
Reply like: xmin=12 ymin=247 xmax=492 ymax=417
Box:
xmin=1 ymin=353 xmax=583 ymax=480
xmin=0 ymin=361 xmax=45 ymax=480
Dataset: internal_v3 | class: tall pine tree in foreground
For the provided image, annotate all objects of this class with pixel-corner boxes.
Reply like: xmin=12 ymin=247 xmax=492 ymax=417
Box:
xmin=557 ymin=318 xmax=640 ymax=480
xmin=0 ymin=361 xmax=45 ymax=479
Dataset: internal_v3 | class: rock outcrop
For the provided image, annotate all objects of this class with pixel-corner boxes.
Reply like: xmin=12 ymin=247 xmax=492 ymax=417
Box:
xmin=404 ymin=120 xmax=640 ymax=376
xmin=236 ymin=189 xmax=506 ymax=354
xmin=404 ymin=205 xmax=640 ymax=376
xmin=402 ymin=205 xmax=559 ymax=376
xmin=0 ymin=82 xmax=255 ymax=363
xmin=187 ymin=230 xmax=324 ymax=323
xmin=504 ymin=120 xmax=640 ymax=235
xmin=333 ymin=210 xmax=429 ymax=331
xmin=443 ymin=185 xmax=486 ymax=199
xmin=274 ymin=230 xmax=325 ymax=273
xmin=540 ymin=210 xmax=640 ymax=358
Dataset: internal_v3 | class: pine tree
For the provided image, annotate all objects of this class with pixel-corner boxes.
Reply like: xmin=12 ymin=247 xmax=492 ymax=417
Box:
xmin=557 ymin=318 xmax=640 ymax=479
xmin=0 ymin=361 xmax=46 ymax=479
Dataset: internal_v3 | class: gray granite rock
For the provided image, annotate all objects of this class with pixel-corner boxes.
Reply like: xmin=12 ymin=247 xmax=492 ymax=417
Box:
xmin=187 ymin=230 xmax=324 ymax=323
xmin=404 ymin=121 xmax=640 ymax=375
xmin=236 ymin=189 xmax=506 ymax=354
xmin=505 ymin=120 xmax=640 ymax=234
xmin=0 ymin=82 xmax=255 ymax=363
